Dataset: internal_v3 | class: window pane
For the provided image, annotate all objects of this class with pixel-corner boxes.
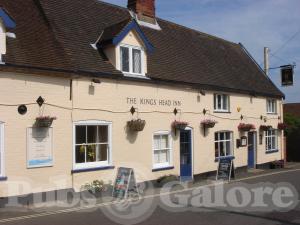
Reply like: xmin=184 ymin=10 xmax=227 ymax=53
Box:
xmin=220 ymin=132 xmax=225 ymax=140
xmin=76 ymin=146 xmax=85 ymax=163
xmin=98 ymin=126 xmax=108 ymax=143
xmin=223 ymin=95 xmax=228 ymax=110
xmin=121 ymin=47 xmax=129 ymax=72
xmin=217 ymin=95 xmax=222 ymax=109
xmin=161 ymin=135 xmax=169 ymax=149
xmin=215 ymin=142 xmax=219 ymax=158
xmin=97 ymin=144 xmax=108 ymax=162
xmin=154 ymin=151 xmax=160 ymax=164
xmin=86 ymin=145 xmax=96 ymax=162
xmin=87 ymin=126 xmax=97 ymax=144
xmin=76 ymin=126 xmax=86 ymax=144
xmin=226 ymin=132 xmax=231 ymax=140
xmin=226 ymin=141 xmax=231 ymax=156
xmin=132 ymin=49 xmax=141 ymax=74
xmin=215 ymin=133 xmax=218 ymax=141
xmin=159 ymin=150 xmax=168 ymax=163
xmin=154 ymin=135 xmax=160 ymax=149
xmin=220 ymin=142 xmax=225 ymax=156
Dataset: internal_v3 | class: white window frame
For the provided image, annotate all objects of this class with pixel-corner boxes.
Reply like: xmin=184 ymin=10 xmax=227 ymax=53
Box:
xmin=0 ymin=122 xmax=5 ymax=177
xmin=266 ymin=99 xmax=277 ymax=114
xmin=73 ymin=120 xmax=112 ymax=170
xmin=214 ymin=94 xmax=230 ymax=112
xmin=214 ymin=131 xmax=233 ymax=159
xmin=265 ymin=129 xmax=278 ymax=152
xmin=119 ymin=44 xmax=145 ymax=76
xmin=0 ymin=21 xmax=6 ymax=64
xmin=152 ymin=131 xmax=173 ymax=169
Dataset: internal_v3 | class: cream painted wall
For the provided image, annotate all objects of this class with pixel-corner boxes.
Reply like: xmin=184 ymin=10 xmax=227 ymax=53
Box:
xmin=0 ymin=71 xmax=283 ymax=197
xmin=104 ymin=29 xmax=148 ymax=74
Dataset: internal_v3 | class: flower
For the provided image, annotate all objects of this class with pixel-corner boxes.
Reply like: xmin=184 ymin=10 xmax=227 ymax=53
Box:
xmin=278 ymin=123 xmax=287 ymax=130
xmin=201 ymin=119 xmax=217 ymax=125
xmin=201 ymin=119 xmax=217 ymax=128
xmin=260 ymin=125 xmax=273 ymax=131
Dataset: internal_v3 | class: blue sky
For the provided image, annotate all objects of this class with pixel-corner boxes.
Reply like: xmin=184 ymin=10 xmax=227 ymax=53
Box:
xmin=103 ymin=0 xmax=300 ymax=103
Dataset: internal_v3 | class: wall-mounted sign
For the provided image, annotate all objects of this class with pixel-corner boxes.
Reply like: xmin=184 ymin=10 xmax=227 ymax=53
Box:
xmin=281 ymin=65 xmax=294 ymax=86
xmin=241 ymin=136 xmax=248 ymax=147
xmin=126 ymin=97 xmax=182 ymax=107
xmin=27 ymin=128 xmax=53 ymax=168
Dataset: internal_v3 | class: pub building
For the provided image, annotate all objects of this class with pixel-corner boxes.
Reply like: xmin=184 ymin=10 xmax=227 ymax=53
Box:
xmin=0 ymin=0 xmax=285 ymax=198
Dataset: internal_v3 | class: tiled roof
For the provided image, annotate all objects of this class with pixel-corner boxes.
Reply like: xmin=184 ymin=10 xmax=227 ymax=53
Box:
xmin=0 ymin=0 xmax=284 ymax=98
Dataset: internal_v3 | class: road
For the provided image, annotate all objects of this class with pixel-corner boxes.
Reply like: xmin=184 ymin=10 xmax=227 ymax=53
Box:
xmin=0 ymin=169 xmax=300 ymax=225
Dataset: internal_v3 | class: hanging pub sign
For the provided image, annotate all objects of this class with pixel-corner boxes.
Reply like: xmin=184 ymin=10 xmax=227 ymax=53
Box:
xmin=281 ymin=65 xmax=294 ymax=86
xmin=112 ymin=167 xmax=139 ymax=199
xmin=216 ymin=157 xmax=235 ymax=182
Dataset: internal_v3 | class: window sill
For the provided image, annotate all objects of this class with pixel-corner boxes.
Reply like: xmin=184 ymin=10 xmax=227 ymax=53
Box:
xmin=123 ymin=73 xmax=150 ymax=79
xmin=152 ymin=166 xmax=174 ymax=172
xmin=71 ymin=166 xmax=115 ymax=174
xmin=266 ymin=113 xmax=277 ymax=115
xmin=266 ymin=149 xmax=279 ymax=154
xmin=0 ymin=176 xmax=7 ymax=181
xmin=214 ymin=111 xmax=231 ymax=114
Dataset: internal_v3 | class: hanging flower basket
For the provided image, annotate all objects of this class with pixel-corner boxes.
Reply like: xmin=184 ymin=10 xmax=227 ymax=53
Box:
xmin=260 ymin=125 xmax=273 ymax=131
xmin=35 ymin=116 xmax=57 ymax=127
xmin=172 ymin=120 xmax=188 ymax=130
xmin=238 ymin=123 xmax=256 ymax=132
xmin=201 ymin=119 xmax=217 ymax=128
xmin=127 ymin=119 xmax=146 ymax=132
xmin=278 ymin=122 xmax=287 ymax=131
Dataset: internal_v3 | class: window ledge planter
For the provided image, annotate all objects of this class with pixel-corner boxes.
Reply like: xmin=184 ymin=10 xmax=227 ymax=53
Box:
xmin=260 ymin=125 xmax=273 ymax=132
xmin=277 ymin=123 xmax=287 ymax=131
xmin=172 ymin=120 xmax=188 ymax=130
xmin=127 ymin=119 xmax=146 ymax=132
xmin=201 ymin=119 xmax=217 ymax=128
xmin=35 ymin=116 xmax=57 ymax=127
xmin=201 ymin=119 xmax=217 ymax=136
xmin=172 ymin=120 xmax=188 ymax=136
xmin=238 ymin=123 xmax=255 ymax=132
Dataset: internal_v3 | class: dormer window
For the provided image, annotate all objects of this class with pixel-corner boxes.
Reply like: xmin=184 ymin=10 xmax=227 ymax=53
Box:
xmin=98 ymin=19 xmax=153 ymax=78
xmin=120 ymin=45 xmax=143 ymax=75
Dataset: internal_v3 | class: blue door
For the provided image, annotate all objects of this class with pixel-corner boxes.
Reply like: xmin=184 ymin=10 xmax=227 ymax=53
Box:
xmin=180 ymin=130 xmax=192 ymax=181
xmin=248 ymin=132 xmax=256 ymax=168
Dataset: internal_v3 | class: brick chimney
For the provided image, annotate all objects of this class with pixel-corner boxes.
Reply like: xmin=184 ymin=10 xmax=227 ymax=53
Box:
xmin=128 ymin=0 xmax=156 ymax=18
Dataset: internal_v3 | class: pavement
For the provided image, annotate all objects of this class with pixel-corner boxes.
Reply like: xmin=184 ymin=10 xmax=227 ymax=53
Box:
xmin=0 ymin=163 xmax=300 ymax=225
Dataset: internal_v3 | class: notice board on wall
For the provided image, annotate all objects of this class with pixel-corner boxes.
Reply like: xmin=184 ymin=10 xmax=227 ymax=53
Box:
xmin=112 ymin=167 xmax=139 ymax=199
xmin=27 ymin=127 xmax=53 ymax=168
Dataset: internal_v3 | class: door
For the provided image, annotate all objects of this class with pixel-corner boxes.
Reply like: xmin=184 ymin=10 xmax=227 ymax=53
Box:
xmin=248 ymin=132 xmax=256 ymax=169
xmin=180 ymin=129 xmax=192 ymax=181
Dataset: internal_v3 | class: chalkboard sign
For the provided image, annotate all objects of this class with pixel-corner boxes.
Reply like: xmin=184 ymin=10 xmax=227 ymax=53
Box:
xmin=216 ymin=158 xmax=235 ymax=181
xmin=112 ymin=167 xmax=139 ymax=199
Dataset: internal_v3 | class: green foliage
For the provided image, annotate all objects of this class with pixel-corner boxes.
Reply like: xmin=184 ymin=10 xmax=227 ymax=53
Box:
xmin=82 ymin=180 xmax=105 ymax=194
xmin=284 ymin=113 xmax=300 ymax=135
